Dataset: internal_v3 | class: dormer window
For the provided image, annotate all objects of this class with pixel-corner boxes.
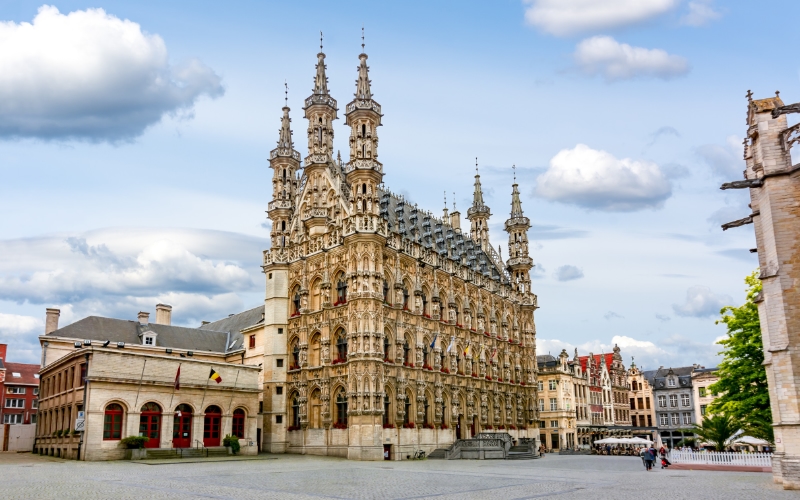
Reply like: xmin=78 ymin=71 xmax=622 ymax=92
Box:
xmin=668 ymin=377 xmax=675 ymax=387
xmin=141 ymin=332 xmax=157 ymax=346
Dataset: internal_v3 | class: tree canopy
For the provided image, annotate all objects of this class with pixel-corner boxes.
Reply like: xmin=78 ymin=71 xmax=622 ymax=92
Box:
xmin=689 ymin=414 xmax=740 ymax=452
xmin=707 ymin=271 xmax=772 ymax=442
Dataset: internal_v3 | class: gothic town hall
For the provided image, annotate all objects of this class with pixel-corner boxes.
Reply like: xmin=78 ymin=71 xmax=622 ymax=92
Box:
xmin=260 ymin=45 xmax=541 ymax=460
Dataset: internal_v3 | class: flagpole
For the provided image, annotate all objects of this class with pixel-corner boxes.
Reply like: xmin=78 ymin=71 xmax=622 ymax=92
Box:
xmin=133 ymin=359 xmax=147 ymax=411
xmin=199 ymin=372 xmax=212 ymax=413
xmin=168 ymin=363 xmax=181 ymax=412
xmin=227 ymin=370 xmax=240 ymax=414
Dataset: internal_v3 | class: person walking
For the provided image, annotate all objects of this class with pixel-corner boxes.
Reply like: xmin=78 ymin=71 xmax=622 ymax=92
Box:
xmin=644 ymin=447 xmax=655 ymax=471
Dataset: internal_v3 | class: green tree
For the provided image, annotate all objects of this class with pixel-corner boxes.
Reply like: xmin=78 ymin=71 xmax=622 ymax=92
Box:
xmin=708 ymin=271 xmax=772 ymax=442
xmin=689 ymin=414 xmax=740 ymax=452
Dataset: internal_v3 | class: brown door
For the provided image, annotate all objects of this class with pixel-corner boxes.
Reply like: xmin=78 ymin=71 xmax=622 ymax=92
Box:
xmin=203 ymin=405 xmax=222 ymax=447
xmin=172 ymin=405 xmax=192 ymax=448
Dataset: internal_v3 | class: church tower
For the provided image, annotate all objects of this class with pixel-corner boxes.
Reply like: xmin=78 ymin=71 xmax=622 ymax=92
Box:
xmin=268 ymin=89 xmax=300 ymax=249
xmin=467 ymin=160 xmax=491 ymax=250
xmin=302 ymin=40 xmax=339 ymax=236
xmin=505 ymin=171 xmax=533 ymax=294
xmin=344 ymin=41 xmax=383 ymax=216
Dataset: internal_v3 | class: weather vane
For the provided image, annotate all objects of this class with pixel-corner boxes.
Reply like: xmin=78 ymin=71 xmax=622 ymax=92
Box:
xmin=320 ymin=31 xmax=323 ymax=52
xmin=284 ymin=80 xmax=288 ymax=106
xmin=361 ymin=25 xmax=365 ymax=52
xmin=513 ymin=164 xmax=516 ymax=182
xmin=475 ymin=157 xmax=478 ymax=174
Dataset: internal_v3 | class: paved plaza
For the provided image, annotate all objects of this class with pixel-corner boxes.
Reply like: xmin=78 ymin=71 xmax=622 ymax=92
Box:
xmin=0 ymin=452 xmax=794 ymax=499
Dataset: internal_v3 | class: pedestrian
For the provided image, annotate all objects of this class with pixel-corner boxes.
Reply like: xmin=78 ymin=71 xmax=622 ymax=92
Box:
xmin=639 ymin=447 xmax=647 ymax=469
xmin=644 ymin=447 xmax=655 ymax=471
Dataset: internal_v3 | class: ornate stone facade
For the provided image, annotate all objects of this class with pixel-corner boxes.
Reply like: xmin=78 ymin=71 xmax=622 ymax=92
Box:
xmin=260 ymin=46 xmax=540 ymax=460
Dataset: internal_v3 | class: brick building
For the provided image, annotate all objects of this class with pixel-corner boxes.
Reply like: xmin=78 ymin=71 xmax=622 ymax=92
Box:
xmin=0 ymin=344 xmax=40 ymax=425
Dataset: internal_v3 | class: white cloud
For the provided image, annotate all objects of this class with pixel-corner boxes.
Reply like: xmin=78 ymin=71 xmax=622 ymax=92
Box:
xmin=0 ymin=313 xmax=42 ymax=335
xmin=535 ymin=144 xmax=672 ymax=211
xmin=604 ymin=311 xmax=624 ymax=320
xmin=681 ymin=0 xmax=722 ymax=26
xmin=0 ymin=5 xmax=224 ymax=141
xmin=555 ymin=265 xmax=584 ymax=281
xmin=697 ymin=135 xmax=744 ymax=179
xmin=523 ymin=0 xmax=680 ymax=36
xmin=574 ymin=36 xmax=690 ymax=82
xmin=672 ymin=285 xmax=733 ymax=318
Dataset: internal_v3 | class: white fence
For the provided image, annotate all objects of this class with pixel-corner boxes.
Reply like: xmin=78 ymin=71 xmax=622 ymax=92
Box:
xmin=669 ymin=450 xmax=772 ymax=468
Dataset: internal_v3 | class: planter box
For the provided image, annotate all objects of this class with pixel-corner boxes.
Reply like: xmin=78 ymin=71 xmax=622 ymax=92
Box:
xmin=124 ymin=448 xmax=147 ymax=460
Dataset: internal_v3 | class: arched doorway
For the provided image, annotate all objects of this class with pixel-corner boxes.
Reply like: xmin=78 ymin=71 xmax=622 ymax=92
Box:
xmin=139 ymin=402 xmax=162 ymax=449
xmin=172 ymin=404 xmax=192 ymax=448
xmin=203 ymin=405 xmax=222 ymax=446
xmin=456 ymin=414 xmax=463 ymax=439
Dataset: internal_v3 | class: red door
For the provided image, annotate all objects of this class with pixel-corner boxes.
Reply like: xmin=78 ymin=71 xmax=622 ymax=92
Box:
xmin=140 ymin=403 xmax=161 ymax=449
xmin=203 ymin=405 xmax=222 ymax=447
xmin=172 ymin=405 xmax=192 ymax=448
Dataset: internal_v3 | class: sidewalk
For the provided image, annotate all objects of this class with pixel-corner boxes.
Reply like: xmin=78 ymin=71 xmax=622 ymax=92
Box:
xmin=669 ymin=463 xmax=771 ymax=473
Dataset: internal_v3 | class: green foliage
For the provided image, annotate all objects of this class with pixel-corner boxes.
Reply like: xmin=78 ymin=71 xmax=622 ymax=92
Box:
xmin=708 ymin=270 xmax=772 ymax=442
xmin=675 ymin=437 xmax=697 ymax=448
xmin=119 ymin=436 xmax=150 ymax=449
xmin=223 ymin=434 xmax=240 ymax=454
xmin=689 ymin=414 xmax=740 ymax=452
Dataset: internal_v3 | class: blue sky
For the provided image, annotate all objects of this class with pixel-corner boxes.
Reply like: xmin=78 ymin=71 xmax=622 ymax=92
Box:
xmin=1 ymin=0 xmax=795 ymax=367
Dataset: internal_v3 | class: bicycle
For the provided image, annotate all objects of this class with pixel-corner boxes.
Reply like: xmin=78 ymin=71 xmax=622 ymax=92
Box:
xmin=413 ymin=449 xmax=426 ymax=460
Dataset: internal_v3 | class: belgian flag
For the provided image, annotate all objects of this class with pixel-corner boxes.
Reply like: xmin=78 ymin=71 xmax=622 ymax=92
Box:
xmin=209 ymin=368 xmax=222 ymax=384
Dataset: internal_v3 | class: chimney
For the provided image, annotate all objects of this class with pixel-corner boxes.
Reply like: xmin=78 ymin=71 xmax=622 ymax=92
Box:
xmin=0 ymin=343 xmax=7 ymax=362
xmin=45 ymin=308 xmax=60 ymax=334
xmin=155 ymin=304 xmax=172 ymax=325
xmin=138 ymin=312 xmax=150 ymax=324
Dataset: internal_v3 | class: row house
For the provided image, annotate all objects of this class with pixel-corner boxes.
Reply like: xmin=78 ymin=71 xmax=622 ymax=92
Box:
xmin=0 ymin=344 xmax=40 ymax=425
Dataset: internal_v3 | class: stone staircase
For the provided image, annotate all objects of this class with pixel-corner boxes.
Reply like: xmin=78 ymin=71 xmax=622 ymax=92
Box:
xmin=140 ymin=447 xmax=229 ymax=460
xmin=506 ymin=445 xmax=537 ymax=460
xmin=427 ymin=448 xmax=448 ymax=459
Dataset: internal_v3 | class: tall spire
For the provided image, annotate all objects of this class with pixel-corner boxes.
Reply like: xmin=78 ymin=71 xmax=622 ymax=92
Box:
xmin=313 ymin=31 xmax=329 ymax=95
xmin=277 ymin=82 xmax=293 ymax=151
xmin=467 ymin=158 xmax=491 ymax=250
xmin=510 ymin=165 xmax=523 ymax=216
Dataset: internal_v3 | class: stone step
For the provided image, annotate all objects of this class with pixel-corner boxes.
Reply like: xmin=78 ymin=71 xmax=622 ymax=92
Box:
xmin=144 ymin=449 xmax=179 ymax=459
xmin=427 ymin=449 xmax=447 ymax=459
xmin=506 ymin=452 xmax=537 ymax=460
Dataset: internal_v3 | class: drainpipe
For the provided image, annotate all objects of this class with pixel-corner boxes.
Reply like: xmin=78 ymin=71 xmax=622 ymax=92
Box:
xmin=76 ymin=351 xmax=90 ymax=461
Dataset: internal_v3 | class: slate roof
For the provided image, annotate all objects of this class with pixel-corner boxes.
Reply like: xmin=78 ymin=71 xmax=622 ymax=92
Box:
xmin=3 ymin=362 xmax=40 ymax=386
xmin=200 ymin=305 xmax=265 ymax=350
xmin=536 ymin=354 xmax=557 ymax=367
xmin=642 ymin=366 xmax=695 ymax=390
xmin=379 ymin=190 xmax=508 ymax=283
xmin=46 ymin=316 xmax=236 ymax=353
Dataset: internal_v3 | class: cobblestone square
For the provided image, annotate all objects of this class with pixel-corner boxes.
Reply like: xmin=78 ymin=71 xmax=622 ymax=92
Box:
xmin=1 ymin=452 xmax=794 ymax=499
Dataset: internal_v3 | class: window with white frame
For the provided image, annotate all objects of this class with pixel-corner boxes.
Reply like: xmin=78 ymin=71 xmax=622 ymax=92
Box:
xmin=658 ymin=395 xmax=666 ymax=408
xmin=681 ymin=394 xmax=690 ymax=407
xmin=11 ymin=372 xmax=21 ymax=378
xmin=550 ymin=398 xmax=557 ymax=411
xmin=5 ymin=399 xmax=24 ymax=408
xmin=669 ymin=395 xmax=678 ymax=407
xmin=550 ymin=420 xmax=558 ymax=428
xmin=668 ymin=377 xmax=675 ymax=387
xmin=539 ymin=399 xmax=544 ymax=411
xmin=659 ymin=414 xmax=668 ymax=426
xmin=32 ymin=399 xmax=38 ymax=409
xmin=6 ymin=387 xmax=25 ymax=394
xmin=539 ymin=420 xmax=546 ymax=428
xmin=33 ymin=388 xmax=39 ymax=395
xmin=549 ymin=380 xmax=557 ymax=391
xmin=3 ymin=414 xmax=23 ymax=424
xmin=671 ymin=413 xmax=679 ymax=425
xmin=700 ymin=405 xmax=707 ymax=416
xmin=142 ymin=333 xmax=156 ymax=346
xmin=682 ymin=412 xmax=692 ymax=424
xmin=537 ymin=381 xmax=543 ymax=391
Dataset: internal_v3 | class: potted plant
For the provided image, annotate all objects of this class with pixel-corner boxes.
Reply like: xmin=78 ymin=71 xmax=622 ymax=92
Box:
xmin=120 ymin=436 xmax=150 ymax=460
xmin=223 ymin=434 xmax=240 ymax=455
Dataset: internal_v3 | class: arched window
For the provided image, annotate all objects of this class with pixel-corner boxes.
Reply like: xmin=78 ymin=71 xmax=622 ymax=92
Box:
xmin=362 ymin=199 xmax=367 ymax=212
xmin=232 ymin=409 xmax=245 ymax=439
xmin=422 ymin=344 xmax=430 ymax=368
xmin=335 ymin=273 xmax=347 ymax=305
xmin=291 ymin=396 xmax=300 ymax=428
xmin=103 ymin=403 xmax=124 ymax=440
xmin=404 ymin=391 xmax=413 ymax=425
xmin=383 ymin=333 xmax=391 ymax=361
xmin=291 ymin=342 xmax=300 ymax=369
xmin=383 ymin=280 xmax=390 ymax=303
xmin=383 ymin=394 xmax=391 ymax=426
xmin=336 ymin=330 xmax=348 ymax=362
xmin=403 ymin=340 xmax=411 ymax=366
xmin=361 ymin=124 xmax=366 ymax=137
xmin=402 ymin=285 xmax=410 ymax=310
xmin=423 ymin=396 xmax=430 ymax=426
xmin=335 ymin=390 xmax=348 ymax=426
xmin=421 ymin=289 xmax=428 ymax=316
xmin=310 ymin=279 xmax=321 ymax=311
xmin=281 ymin=220 xmax=286 ymax=231
xmin=362 ymin=183 xmax=367 ymax=194
xmin=310 ymin=333 xmax=321 ymax=366
xmin=291 ymin=286 xmax=301 ymax=316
